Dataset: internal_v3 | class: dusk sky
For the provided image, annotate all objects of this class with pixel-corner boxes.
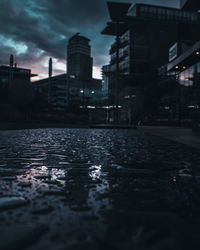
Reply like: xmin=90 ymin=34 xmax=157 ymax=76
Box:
xmin=0 ymin=0 xmax=179 ymax=81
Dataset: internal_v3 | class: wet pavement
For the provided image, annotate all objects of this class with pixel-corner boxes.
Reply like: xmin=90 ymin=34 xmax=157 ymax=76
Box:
xmin=0 ymin=128 xmax=200 ymax=250
xmin=140 ymin=126 xmax=200 ymax=149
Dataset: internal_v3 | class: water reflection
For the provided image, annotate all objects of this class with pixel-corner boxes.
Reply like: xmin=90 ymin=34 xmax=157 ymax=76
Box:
xmin=89 ymin=165 xmax=102 ymax=180
xmin=0 ymin=128 xmax=199 ymax=249
xmin=173 ymin=176 xmax=177 ymax=182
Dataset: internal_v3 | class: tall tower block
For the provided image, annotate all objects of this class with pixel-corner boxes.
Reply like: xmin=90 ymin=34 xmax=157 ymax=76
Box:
xmin=67 ymin=33 xmax=93 ymax=80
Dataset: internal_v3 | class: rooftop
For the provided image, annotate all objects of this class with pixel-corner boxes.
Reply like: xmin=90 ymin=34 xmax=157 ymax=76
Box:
xmin=102 ymin=2 xmax=200 ymax=36
xmin=69 ymin=33 xmax=90 ymax=42
xmin=0 ymin=65 xmax=37 ymax=77
xmin=181 ymin=0 xmax=200 ymax=11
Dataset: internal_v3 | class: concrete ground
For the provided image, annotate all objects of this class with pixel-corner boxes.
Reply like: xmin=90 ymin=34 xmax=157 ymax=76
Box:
xmin=0 ymin=128 xmax=200 ymax=250
xmin=139 ymin=126 xmax=200 ymax=149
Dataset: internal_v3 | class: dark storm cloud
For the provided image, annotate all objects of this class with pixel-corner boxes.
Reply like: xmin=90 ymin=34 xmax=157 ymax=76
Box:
xmin=0 ymin=0 xmax=179 ymax=78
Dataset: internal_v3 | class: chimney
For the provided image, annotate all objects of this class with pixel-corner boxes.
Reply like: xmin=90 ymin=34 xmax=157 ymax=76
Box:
xmin=10 ymin=54 xmax=14 ymax=68
xmin=49 ymin=57 xmax=52 ymax=77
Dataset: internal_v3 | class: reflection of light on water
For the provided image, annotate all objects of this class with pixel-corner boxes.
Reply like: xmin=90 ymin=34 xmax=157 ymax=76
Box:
xmin=89 ymin=165 xmax=102 ymax=180
xmin=30 ymin=158 xmax=46 ymax=161
xmin=88 ymin=165 xmax=111 ymax=221
xmin=173 ymin=176 xmax=177 ymax=182
xmin=41 ymin=165 xmax=48 ymax=171
xmin=15 ymin=164 xmax=67 ymax=199
xmin=50 ymin=168 xmax=66 ymax=181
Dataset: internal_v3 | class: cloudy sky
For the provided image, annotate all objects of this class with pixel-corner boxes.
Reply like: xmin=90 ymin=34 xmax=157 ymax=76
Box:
xmin=0 ymin=0 xmax=179 ymax=80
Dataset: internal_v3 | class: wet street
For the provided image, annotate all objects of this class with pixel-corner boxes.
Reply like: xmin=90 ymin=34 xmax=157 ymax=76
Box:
xmin=0 ymin=128 xmax=200 ymax=250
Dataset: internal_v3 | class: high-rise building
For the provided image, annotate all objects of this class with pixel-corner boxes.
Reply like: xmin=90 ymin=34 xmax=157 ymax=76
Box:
xmin=102 ymin=1 xmax=200 ymax=123
xmin=102 ymin=2 xmax=200 ymax=93
xmin=33 ymin=36 xmax=102 ymax=113
xmin=67 ymin=33 xmax=93 ymax=80
xmin=180 ymin=0 xmax=200 ymax=11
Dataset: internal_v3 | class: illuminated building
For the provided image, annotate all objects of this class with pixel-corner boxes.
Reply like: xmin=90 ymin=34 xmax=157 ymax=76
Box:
xmin=33 ymin=74 xmax=102 ymax=112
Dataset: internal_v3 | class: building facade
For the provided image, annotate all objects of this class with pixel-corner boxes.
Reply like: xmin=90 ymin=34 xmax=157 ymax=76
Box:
xmin=67 ymin=33 xmax=93 ymax=80
xmin=101 ymin=65 xmax=110 ymax=96
xmin=167 ymin=40 xmax=200 ymax=112
xmin=180 ymin=0 xmax=200 ymax=11
xmin=102 ymin=1 xmax=200 ymax=123
xmin=34 ymin=74 xmax=102 ymax=113
xmin=104 ymin=3 xmax=200 ymax=88
xmin=34 ymin=32 xmax=104 ymax=114
xmin=0 ymin=64 xmax=36 ymax=104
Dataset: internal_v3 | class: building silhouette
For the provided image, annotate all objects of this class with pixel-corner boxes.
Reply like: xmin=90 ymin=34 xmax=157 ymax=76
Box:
xmin=67 ymin=33 xmax=93 ymax=80
xmin=34 ymin=73 xmax=102 ymax=113
xmin=181 ymin=0 xmax=200 ymax=11
xmin=103 ymin=2 xmax=200 ymax=90
xmin=0 ymin=55 xmax=37 ymax=103
xmin=34 ymin=33 xmax=103 ymax=114
xmin=101 ymin=1 xmax=200 ymax=123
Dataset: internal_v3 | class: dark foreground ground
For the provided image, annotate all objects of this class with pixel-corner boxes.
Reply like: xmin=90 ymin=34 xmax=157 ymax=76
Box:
xmin=140 ymin=126 xmax=200 ymax=149
xmin=0 ymin=128 xmax=200 ymax=250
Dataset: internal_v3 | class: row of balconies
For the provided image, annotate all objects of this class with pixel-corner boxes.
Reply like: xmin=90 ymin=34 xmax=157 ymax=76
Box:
xmin=110 ymin=51 xmax=129 ymax=65
xmin=110 ymin=40 xmax=129 ymax=54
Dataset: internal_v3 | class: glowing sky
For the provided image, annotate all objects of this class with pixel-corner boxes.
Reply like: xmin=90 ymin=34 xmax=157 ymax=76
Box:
xmin=0 ymin=0 xmax=179 ymax=81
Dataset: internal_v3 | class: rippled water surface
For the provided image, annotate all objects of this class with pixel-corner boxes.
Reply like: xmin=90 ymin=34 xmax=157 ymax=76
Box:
xmin=0 ymin=128 xmax=200 ymax=250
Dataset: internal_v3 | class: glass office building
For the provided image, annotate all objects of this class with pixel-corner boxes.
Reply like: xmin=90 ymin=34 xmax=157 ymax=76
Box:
xmin=178 ymin=63 xmax=200 ymax=86
xmin=166 ymin=40 xmax=200 ymax=110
